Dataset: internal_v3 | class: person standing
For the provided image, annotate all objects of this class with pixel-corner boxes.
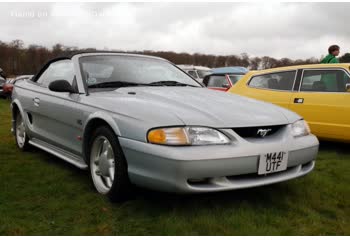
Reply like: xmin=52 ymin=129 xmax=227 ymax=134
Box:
xmin=320 ymin=45 xmax=340 ymax=91
xmin=321 ymin=45 xmax=340 ymax=63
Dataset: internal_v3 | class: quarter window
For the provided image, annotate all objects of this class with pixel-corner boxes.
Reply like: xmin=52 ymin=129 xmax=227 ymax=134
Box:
xmin=249 ymin=71 xmax=296 ymax=91
xmin=300 ymin=69 xmax=350 ymax=92
xmin=228 ymin=74 xmax=244 ymax=85
xmin=37 ymin=60 xmax=75 ymax=87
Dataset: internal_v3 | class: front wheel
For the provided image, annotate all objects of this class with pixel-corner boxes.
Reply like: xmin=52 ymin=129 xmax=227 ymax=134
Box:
xmin=89 ymin=126 xmax=131 ymax=202
xmin=14 ymin=112 xmax=30 ymax=151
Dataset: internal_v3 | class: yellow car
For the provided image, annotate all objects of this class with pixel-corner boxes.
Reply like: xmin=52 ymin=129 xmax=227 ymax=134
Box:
xmin=229 ymin=64 xmax=350 ymax=142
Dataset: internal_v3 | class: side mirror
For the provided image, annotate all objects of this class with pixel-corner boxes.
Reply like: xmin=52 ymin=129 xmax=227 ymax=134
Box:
xmin=49 ymin=80 xmax=76 ymax=93
xmin=346 ymin=83 xmax=350 ymax=92
xmin=222 ymin=83 xmax=230 ymax=88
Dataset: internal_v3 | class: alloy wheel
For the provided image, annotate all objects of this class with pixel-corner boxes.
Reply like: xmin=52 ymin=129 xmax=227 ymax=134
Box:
xmin=90 ymin=136 xmax=115 ymax=194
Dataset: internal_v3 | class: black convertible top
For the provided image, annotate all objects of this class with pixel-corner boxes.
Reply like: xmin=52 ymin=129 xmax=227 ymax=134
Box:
xmin=32 ymin=51 xmax=165 ymax=82
xmin=58 ymin=50 xmax=164 ymax=60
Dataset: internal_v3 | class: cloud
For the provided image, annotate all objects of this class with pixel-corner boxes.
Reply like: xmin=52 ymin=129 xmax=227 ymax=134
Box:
xmin=0 ymin=2 xmax=349 ymax=59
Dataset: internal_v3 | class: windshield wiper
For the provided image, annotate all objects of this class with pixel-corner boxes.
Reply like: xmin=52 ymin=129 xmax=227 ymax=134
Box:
xmin=149 ymin=81 xmax=198 ymax=87
xmin=88 ymin=80 xmax=199 ymax=89
xmin=88 ymin=81 xmax=148 ymax=88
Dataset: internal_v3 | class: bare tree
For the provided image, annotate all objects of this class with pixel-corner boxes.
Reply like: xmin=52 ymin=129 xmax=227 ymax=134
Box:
xmin=0 ymin=39 xmax=339 ymax=76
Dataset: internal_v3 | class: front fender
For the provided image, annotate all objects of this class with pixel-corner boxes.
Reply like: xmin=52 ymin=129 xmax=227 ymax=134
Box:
xmin=83 ymin=111 xmax=121 ymax=136
xmin=82 ymin=111 xmax=122 ymax=164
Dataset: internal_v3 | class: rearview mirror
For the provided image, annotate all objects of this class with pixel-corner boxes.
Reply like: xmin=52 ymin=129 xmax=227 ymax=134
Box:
xmin=346 ymin=83 xmax=350 ymax=92
xmin=49 ymin=80 xmax=76 ymax=93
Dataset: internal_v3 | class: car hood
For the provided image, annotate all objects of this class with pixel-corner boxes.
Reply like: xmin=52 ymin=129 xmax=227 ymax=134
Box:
xmin=86 ymin=87 xmax=300 ymax=129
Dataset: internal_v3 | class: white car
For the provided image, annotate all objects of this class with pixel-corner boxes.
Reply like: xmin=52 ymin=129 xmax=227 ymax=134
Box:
xmin=177 ymin=65 xmax=212 ymax=83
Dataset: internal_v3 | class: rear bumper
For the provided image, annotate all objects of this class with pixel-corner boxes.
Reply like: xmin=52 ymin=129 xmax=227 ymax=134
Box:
xmin=119 ymin=130 xmax=319 ymax=193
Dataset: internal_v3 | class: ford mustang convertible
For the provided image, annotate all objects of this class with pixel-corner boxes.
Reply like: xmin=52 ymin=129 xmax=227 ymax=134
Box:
xmin=11 ymin=52 xmax=319 ymax=201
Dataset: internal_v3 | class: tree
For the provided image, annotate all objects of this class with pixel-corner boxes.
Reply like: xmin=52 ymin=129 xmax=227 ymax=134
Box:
xmin=339 ymin=53 xmax=350 ymax=63
xmin=0 ymin=39 xmax=330 ymax=76
xmin=249 ymin=57 xmax=262 ymax=70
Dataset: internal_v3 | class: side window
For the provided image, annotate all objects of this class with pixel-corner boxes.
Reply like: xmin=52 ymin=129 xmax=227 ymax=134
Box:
xmin=37 ymin=60 xmax=75 ymax=87
xmin=187 ymin=70 xmax=198 ymax=79
xmin=229 ymin=74 xmax=244 ymax=85
xmin=300 ymin=69 xmax=350 ymax=92
xmin=207 ymin=75 xmax=229 ymax=88
xmin=248 ymin=71 xmax=296 ymax=91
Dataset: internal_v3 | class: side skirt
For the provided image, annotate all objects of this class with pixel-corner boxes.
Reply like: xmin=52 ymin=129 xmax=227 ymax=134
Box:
xmin=29 ymin=138 xmax=88 ymax=169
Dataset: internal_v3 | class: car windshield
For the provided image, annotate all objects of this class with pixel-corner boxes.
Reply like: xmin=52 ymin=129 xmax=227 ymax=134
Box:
xmin=80 ymin=55 xmax=202 ymax=89
xmin=197 ymin=70 xmax=212 ymax=78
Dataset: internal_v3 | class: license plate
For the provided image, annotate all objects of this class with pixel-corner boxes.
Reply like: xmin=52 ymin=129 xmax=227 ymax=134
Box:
xmin=258 ymin=151 xmax=288 ymax=175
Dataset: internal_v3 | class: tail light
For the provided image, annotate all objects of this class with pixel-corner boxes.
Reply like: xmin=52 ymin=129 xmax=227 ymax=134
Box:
xmin=3 ymin=84 xmax=13 ymax=94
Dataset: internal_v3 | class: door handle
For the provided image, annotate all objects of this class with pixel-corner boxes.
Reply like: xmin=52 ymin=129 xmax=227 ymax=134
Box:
xmin=33 ymin=97 xmax=40 ymax=107
xmin=294 ymin=98 xmax=304 ymax=104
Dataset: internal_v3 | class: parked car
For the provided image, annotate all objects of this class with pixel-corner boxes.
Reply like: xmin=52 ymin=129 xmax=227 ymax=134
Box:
xmin=229 ymin=64 xmax=350 ymax=142
xmin=3 ymin=75 xmax=34 ymax=98
xmin=11 ymin=52 xmax=319 ymax=201
xmin=203 ymin=67 xmax=248 ymax=91
xmin=177 ymin=65 xmax=212 ymax=82
xmin=0 ymin=76 xmax=6 ymax=98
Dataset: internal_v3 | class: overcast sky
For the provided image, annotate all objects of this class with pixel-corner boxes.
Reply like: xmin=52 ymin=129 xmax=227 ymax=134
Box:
xmin=1 ymin=2 xmax=349 ymax=59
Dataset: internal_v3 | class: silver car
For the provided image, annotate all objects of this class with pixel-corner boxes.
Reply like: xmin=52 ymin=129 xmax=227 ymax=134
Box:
xmin=11 ymin=52 xmax=319 ymax=201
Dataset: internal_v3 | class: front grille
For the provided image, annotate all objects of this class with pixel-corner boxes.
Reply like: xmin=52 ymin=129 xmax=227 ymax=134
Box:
xmin=227 ymin=161 xmax=313 ymax=180
xmin=186 ymin=161 xmax=314 ymax=189
xmin=233 ymin=125 xmax=285 ymax=138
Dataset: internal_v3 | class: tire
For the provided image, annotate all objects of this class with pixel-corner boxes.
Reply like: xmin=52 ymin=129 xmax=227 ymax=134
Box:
xmin=14 ymin=111 xmax=30 ymax=151
xmin=88 ymin=125 xmax=131 ymax=202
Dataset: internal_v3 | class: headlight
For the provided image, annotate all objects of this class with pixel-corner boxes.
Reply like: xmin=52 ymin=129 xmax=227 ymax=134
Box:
xmin=147 ymin=127 xmax=230 ymax=146
xmin=291 ymin=120 xmax=310 ymax=137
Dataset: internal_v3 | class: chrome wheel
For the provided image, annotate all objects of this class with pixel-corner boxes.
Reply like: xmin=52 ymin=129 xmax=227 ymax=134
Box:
xmin=90 ymin=136 xmax=115 ymax=194
xmin=16 ymin=113 xmax=26 ymax=148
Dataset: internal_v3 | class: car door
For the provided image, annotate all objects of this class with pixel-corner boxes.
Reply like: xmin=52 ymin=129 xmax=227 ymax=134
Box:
xmin=236 ymin=70 xmax=297 ymax=109
xmin=27 ymin=60 xmax=84 ymax=155
xmin=289 ymin=68 xmax=350 ymax=141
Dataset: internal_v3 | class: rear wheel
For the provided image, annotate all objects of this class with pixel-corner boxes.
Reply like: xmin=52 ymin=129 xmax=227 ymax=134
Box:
xmin=89 ymin=126 xmax=131 ymax=202
xmin=14 ymin=112 xmax=30 ymax=151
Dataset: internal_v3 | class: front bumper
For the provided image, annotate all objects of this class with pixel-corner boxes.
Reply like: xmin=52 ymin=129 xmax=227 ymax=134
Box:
xmin=119 ymin=127 xmax=319 ymax=193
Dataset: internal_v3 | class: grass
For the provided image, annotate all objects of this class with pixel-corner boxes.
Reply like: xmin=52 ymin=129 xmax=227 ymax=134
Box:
xmin=0 ymin=99 xmax=349 ymax=236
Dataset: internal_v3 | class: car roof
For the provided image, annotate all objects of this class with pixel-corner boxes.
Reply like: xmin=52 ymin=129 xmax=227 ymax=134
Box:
xmin=177 ymin=65 xmax=211 ymax=71
xmin=206 ymin=73 xmax=244 ymax=78
xmin=32 ymin=51 xmax=169 ymax=82
xmin=253 ymin=64 xmax=350 ymax=74
xmin=212 ymin=66 xmax=248 ymax=74
xmin=15 ymin=75 xmax=34 ymax=79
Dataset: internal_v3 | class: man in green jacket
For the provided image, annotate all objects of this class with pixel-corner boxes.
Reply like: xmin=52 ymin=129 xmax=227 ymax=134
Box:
xmin=321 ymin=45 xmax=340 ymax=63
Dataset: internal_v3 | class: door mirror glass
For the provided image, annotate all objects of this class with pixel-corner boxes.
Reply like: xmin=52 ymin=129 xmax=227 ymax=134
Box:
xmin=49 ymin=80 xmax=76 ymax=93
